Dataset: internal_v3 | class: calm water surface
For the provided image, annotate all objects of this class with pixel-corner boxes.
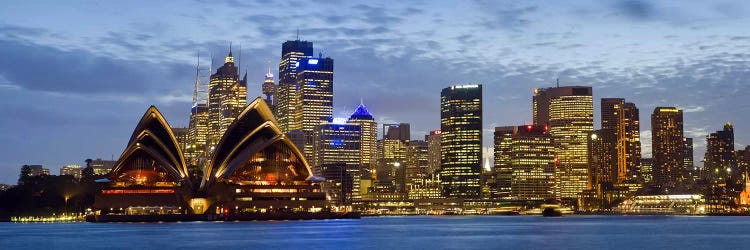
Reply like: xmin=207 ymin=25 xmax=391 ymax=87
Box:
xmin=1 ymin=216 xmax=749 ymax=249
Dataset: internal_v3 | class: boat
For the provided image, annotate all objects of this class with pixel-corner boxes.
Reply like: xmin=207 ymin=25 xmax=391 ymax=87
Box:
xmin=542 ymin=207 xmax=562 ymax=217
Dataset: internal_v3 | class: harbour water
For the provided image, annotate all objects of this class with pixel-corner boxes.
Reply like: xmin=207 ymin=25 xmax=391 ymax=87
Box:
xmin=1 ymin=215 xmax=749 ymax=249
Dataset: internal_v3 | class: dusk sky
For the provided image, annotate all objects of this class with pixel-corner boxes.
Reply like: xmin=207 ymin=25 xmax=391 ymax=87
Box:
xmin=1 ymin=0 xmax=749 ymax=184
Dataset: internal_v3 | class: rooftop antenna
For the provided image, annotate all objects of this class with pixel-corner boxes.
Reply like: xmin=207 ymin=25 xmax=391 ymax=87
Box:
xmin=296 ymin=28 xmax=299 ymax=40
xmin=238 ymin=43 xmax=242 ymax=74
xmin=556 ymin=78 xmax=560 ymax=88
xmin=267 ymin=60 xmax=272 ymax=75
xmin=360 ymin=97 xmax=364 ymax=106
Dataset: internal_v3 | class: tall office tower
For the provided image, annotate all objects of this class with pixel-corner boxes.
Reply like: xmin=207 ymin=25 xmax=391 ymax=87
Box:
xmin=533 ymin=86 xmax=593 ymax=199
xmin=705 ymin=123 xmax=736 ymax=183
xmin=588 ymin=129 xmax=617 ymax=188
xmin=277 ymin=40 xmax=313 ymax=133
xmin=188 ymin=55 xmax=211 ymax=164
xmin=295 ymin=56 xmax=334 ymax=162
xmin=601 ymin=98 xmax=641 ymax=183
xmin=313 ymin=120 xmax=362 ymax=204
xmin=426 ymin=130 xmax=442 ymax=175
xmin=510 ymin=125 xmax=556 ymax=200
xmin=640 ymin=158 xmax=653 ymax=183
xmin=348 ymin=102 xmax=377 ymax=180
xmin=187 ymin=104 xmax=209 ymax=163
xmin=262 ymin=63 xmax=276 ymax=114
xmin=381 ymin=124 xmax=409 ymax=192
xmin=493 ymin=126 xmax=515 ymax=199
xmin=651 ymin=107 xmax=684 ymax=187
xmin=207 ymin=48 xmax=247 ymax=151
xmin=440 ymin=84 xmax=482 ymax=198
xmin=683 ymin=137 xmax=699 ymax=182
xmin=405 ymin=140 xmax=429 ymax=191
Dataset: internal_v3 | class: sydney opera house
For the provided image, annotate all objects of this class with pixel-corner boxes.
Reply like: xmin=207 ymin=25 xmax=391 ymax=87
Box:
xmin=90 ymin=98 xmax=337 ymax=221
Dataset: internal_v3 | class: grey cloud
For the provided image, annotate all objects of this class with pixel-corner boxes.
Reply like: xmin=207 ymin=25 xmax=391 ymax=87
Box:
xmin=0 ymin=38 xmax=192 ymax=96
xmin=351 ymin=4 xmax=404 ymax=26
xmin=615 ymin=0 xmax=654 ymax=20
xmin=473 ymin=0 xmax=537 ymax=31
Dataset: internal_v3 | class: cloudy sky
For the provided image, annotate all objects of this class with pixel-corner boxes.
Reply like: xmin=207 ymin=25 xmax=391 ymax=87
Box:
xmin=1 ymin=0 xmax=749 ymax=184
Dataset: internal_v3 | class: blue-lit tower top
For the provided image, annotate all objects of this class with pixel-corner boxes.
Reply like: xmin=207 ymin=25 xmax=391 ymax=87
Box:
xmin=349 ymin=102 xmax=374 ymax=121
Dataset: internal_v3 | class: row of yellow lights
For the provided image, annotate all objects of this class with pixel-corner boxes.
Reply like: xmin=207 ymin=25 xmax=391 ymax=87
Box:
xmin=11 ymin=214 xmax=84 ymax=223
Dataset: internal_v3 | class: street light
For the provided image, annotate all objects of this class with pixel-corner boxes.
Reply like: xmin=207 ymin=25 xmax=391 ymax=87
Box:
xmin=64 ymin=195 xmax=70 ymax=216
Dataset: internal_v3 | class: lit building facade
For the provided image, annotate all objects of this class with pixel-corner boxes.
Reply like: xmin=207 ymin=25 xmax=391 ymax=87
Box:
xmin=381 ymin=128 xmax=408 ymax=192
xmin=187 ymin=104 xmax=209 ymax=164
xmin=651 ymin=107 xmax=684 ymax=187
xmin=313 ymin=120 xmax=362 ymax=206
xmin=405 ymin=140 xmax=429 ymax=191
xmin=426 ymin=130 xmax=441 ymax=175
xmin=601 ymin=98 xmax=641 ymax=183
xmin=90 ymin=159 xmax=117 ymax=175
xmin=262 ymin=64 xmax=276 ymax=114
xmin=641 ymin=158 xmax=653 ymax=183
xmin=22 ymin=165 xmax=49 ymax=177
xmin=493 ymin=126 xmax=515 ymax=199
xmin=295 ymin=57 xmax=334 ymax=163
xmin=172 ymin=127 xmax=190 ymax=158
xmin=207 ymin=49 xmax=247 ymax=151
xmin=276 ymin=40 xmax=313 ymax=133
xmin=347 ymin=102 xmax=378 ymax=180
xmin=588 ymin=129 xmax=617 ymax=188
xmin=510 ymin=125 xmax=556 ymax=200
xmin=534 ymin=86 xmax=593 ymax=199
xmin=705 ymin=123 xmax=736 ymax=183
xmin=736 ymin=146 xmax=750 ymax=177
xmin=440 ymin=84 xmax=482 ymax=198
xmin=60 ymin=164 xmax=83 ymax=180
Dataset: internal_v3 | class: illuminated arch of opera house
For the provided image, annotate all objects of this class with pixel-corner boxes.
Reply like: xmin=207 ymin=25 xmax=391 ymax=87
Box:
xmin=92 ymin=98 xmax=327 ymax=218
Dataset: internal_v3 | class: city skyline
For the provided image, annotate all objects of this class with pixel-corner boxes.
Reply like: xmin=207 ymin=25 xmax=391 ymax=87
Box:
xmin=2 ymin=1 xmax=750 ymax=184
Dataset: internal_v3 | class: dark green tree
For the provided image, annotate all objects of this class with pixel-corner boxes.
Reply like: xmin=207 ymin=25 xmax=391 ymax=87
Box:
xmin=18 ymin=165 xmax=32 ymax=185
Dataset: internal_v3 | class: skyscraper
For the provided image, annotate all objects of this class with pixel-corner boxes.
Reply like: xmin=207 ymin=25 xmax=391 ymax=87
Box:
xmin=277 ymin=40 xmax=313 ymax=133
xmin=651 ymin=107 xmax=684 ymax=187
xmin=262 ymin=63 xmax=276 ymax=114
xmin=588 ymin=129 xmax=617 ymax=188
xmin=187 ymin=55 xmax=211 ymax=165
xmin=601 ymin=98 xmax=641 ymax=183
xmin=426 ymin=130 xmax=442 ymax=175
xmin=493 ymin=126 xmax=515 ymax=199
xmin=510 ymin=125 xmax=556 ymax=200
xmin=533 ymin=86 xmax=593 ymax=199
xmin=207 ymin=48 xmax=247 ymax=151
xmin=313 ymin=120 xmax=362 ymax=205
xmin=405 ymin=140 xmax=429 ymax=192
xmin=295 ymin=56 xmax=334 ymax=162
xmin=348 ymin=102 xmax=377 ymax=180
xmin=381 ymin=123 xmax=409 ymax=192
xmin=705 ymin=123 xmax=736 ymax=183
xmin=440 ymin=84 xmax=482 ymax=198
